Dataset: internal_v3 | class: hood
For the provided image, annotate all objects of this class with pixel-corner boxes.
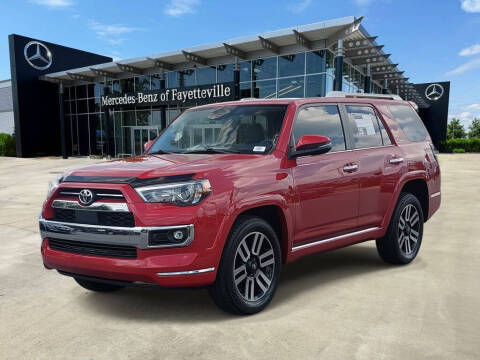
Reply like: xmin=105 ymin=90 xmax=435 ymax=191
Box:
xmin=64 ymin=153 xmax=265 ymax=180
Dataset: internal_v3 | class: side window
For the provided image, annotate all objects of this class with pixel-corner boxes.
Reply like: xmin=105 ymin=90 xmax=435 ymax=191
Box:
xmin=345 ymin=105 xmax=383 ymax=148
xmin=293 ymin=105 xmax=346 ymax=152
xmin=388 ymin=105 xmax=428 ymax=142
xmin=377 ymin=114 xmax=392 ymax=145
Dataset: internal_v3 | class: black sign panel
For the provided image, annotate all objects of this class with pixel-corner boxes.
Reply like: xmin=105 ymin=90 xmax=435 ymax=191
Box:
xmin=101 ymin=82 xmax=235 ymax=108
xmin=9 ymin=34 xmax=112 ymax=157
xmin=413 ymin=81 xmax=450 ymax=149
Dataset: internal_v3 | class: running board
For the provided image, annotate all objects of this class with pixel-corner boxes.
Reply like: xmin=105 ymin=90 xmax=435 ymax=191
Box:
xmin=292 ymin=227 xmax=381 ymax=252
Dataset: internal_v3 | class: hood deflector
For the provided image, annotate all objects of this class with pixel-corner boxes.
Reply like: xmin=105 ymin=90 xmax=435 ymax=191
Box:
xmin=62 ymin=173 xmax=195 ymax=187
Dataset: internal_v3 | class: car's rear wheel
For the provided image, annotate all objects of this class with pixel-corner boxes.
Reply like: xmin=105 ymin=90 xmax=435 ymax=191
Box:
xmin=209 ymin=216 xmax=281 ymax=315
xmin=376 ymin=192 xmax=424 ymax=264
xmin=74 ymin=278 xmax=124 ymax=292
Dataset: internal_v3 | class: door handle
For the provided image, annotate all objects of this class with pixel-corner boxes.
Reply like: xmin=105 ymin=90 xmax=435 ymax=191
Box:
xmin=389 ymin=157 xmax=404 ymax=164
xmin=343 ymin=164 xmax=358 ymax=172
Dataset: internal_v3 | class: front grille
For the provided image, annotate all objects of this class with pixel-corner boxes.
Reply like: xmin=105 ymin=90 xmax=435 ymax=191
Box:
xmin=49 ymin=238 xmax=137 ymax=259
xmin=53 ymin=208 xmax=135 ymax=227
xmin=58 ymin=188 xmax=125 ymax=201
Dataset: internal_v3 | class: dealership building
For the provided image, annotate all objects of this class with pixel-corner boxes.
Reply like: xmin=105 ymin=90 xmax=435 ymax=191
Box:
xmin=4 ymin=16 xmax=449 ymax=158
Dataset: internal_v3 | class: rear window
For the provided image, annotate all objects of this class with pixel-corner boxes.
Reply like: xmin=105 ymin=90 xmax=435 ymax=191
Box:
xmin=388 ymin=105 xmax=428 ymax=142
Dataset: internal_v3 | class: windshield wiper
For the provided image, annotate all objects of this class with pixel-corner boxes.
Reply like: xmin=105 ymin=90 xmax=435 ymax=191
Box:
xmin=183 ymin=147 xmax=240 ymax=154
xmin=148 ymin=149 xmax=174 ymax=155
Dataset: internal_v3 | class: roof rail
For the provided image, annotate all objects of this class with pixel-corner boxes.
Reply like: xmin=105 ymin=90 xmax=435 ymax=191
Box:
xmin=326 ymin=91 xmax=403 ymax=101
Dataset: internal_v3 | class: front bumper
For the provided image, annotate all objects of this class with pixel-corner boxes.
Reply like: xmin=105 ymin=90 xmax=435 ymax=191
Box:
xmin=40 ymin=217 xmax=217 ymax=287
xmin=39 ymin=217 xmax=194 ymax=249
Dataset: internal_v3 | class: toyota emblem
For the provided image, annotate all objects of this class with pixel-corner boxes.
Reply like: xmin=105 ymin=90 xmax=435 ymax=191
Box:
xmin=78 ymin=189 xmax=95 ymax=206
xmin=425 ymin=83 xmax=444 ymax=101
xmin=24 ymin=41 xmax=53 ymax=70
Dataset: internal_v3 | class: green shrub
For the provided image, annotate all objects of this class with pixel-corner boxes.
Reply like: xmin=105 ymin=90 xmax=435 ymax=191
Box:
xmin=0 ymin=133 xmax=16 ymax=156
xmin=440 ymin=138 xmax=480 ymax=153
xmin=453 ymin=148 xmax=465 ymax=153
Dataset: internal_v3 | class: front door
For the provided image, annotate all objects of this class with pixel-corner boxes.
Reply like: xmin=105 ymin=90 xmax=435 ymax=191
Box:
xmin=292 ymin=104 xmax=359 ymax=246
xmin=131 ymin=126 xmax=160 ymax=156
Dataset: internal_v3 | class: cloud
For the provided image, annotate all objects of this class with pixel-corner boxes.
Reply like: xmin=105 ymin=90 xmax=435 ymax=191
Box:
xmin=354 ymin=0 xmax=374 ymax=6
xmin=445 ymin=57 xmax=480 ymax=76
xmin=287 ymin=0 xmax=312 ymax=13
xmin=31 ymin=0 xmax=73 ymax=7
xmin=164 ymin=0 xmax=200 ymax=17
xmin=449 ymin=104 xmax=480 ymax=127
xmin=460 ymin=43 xmax=480 ymax=56
xmin=88 ymin=20 xmax=143 ymax=45
xmin=466 ymin=103 xmax=480 ymax=110
xmin=460 ymin=0 xmax=480 ymax=12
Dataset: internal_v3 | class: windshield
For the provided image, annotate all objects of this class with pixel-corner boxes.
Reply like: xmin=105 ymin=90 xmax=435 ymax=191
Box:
xmin=147 ymin=105 xmax=287 ymax=154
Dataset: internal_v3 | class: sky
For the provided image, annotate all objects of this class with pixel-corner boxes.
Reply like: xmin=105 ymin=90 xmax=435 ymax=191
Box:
xmin=0 ymin=0 xmax=479 ymax=127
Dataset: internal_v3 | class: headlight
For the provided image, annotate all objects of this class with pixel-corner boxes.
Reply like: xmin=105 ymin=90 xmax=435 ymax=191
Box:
xmin=135 ymin=179 xmax=211 ymax=205
xmin=47 ymin=174 xmax=64 ymax=198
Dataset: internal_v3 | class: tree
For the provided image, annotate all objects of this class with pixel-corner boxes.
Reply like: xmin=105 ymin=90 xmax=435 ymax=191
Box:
xmin=468 ymin=118 xmax=480 ymax=138
xmin=447 ymin=118 xmax=466 ymax=139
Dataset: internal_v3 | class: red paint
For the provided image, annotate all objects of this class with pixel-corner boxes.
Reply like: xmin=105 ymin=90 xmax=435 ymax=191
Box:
xmin=295 ymin=135 xmax=331 ymax=150
xmin=41 ymin=97 xmax=441 ymax=286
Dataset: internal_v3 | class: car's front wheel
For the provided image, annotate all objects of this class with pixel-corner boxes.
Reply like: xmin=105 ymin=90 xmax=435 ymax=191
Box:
xmin=209 ymin=216 xmax=282 ymax=315
xmin=376 ymin=192 xmax=424 ymax=264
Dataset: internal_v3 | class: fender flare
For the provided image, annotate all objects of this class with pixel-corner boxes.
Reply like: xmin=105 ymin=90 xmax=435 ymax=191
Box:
xmin=209 ymin=194 xmax=294 ymax=267
xmin=380 ymin=170 xmax=428 ymax=232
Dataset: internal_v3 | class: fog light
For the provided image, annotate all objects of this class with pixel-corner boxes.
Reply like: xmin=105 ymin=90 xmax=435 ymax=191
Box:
xmin=173 ymin=230 xmax=184 ymax=240
xmin=148 ymin=226 xmax=193 ymax=247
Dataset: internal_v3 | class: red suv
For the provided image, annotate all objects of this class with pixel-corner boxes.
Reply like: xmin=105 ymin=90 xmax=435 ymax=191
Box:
xmin=40 ymin=93 xmax=441 ymax=314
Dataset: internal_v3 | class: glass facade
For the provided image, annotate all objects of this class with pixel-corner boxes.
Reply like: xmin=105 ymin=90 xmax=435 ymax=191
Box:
xmin=64 ymin=48 xmax=384 ymax=157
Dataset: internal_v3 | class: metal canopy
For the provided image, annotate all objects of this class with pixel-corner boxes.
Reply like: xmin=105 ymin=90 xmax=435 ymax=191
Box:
xmin=40 ymin=15 xmax=425 ymax=107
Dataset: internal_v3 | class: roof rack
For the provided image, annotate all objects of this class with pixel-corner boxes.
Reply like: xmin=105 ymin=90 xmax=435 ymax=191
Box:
xmin=325 ymin=91 xmax=403 ymax=101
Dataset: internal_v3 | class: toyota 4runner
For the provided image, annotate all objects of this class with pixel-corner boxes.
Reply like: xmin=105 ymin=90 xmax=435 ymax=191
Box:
xmin=40 ymin=92 xmax=441 ymax=314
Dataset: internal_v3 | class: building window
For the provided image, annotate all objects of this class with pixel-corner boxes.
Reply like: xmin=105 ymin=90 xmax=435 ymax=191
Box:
xmin=196 ymin=66 xmax=217 ymax=85
xmin=239 ymin=61 xmax=251 ymax=82
xmin=253 ymin=79 xmax=276 ymax=98
xmin=278 ymin=76 xmax=304 ymax=98
xmin=306 ymin=50 xmax=326 ymax=74
xmin=252 ymin=57 xmax=277 ymax=81
xmin=135 ymin=76 xmax=151 ymax=92
xmin=217 ymin=64 xmax=234 ymax=83
xmin=120 ymin=78 xmax=134 ymax=93
xmin=240 ymin=82 xmax=252 ymax=98
xmin=278 ymin=53 xmax=305 ymax=78
xmin=305 ymin=74 xmax=325 ymax=97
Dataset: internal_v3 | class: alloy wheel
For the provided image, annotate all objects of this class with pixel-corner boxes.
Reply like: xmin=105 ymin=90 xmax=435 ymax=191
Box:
xmin=233 ymin=231 xmax=275 ymax=301
xmin=398 ymin=204 xmax=420 ymax=257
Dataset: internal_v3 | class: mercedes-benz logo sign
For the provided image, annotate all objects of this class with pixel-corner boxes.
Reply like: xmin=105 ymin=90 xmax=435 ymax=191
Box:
xmin=425 ymin=83 xmax=444 ymax=101
xmin=24 ymin=41 xmax=52 ymax=70
xmin=78 ymin=189 xmax=95 ymax=206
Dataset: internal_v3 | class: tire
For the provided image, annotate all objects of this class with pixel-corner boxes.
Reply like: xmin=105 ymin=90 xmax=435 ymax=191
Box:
xmin=209 ymin=216 xmax=282 ymax=315
xmin=376 ymin=192 xmax=424 ymax=265
xmin=74 ymin=278 xmax=124 ymax=292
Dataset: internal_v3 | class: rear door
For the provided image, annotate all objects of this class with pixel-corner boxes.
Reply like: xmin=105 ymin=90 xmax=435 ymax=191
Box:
xmin=291 ymin=104 xmax=359 ymax=246
xmin=341 ymin=104 xmax=403 ymax=229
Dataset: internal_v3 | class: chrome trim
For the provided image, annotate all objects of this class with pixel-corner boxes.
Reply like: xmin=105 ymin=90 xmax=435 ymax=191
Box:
xmin=39 ymin=217 xmax=194 ymax=249
xmin=156 ymin=267 xmax=215 ymax=276
xmin=59 ymin=191 xmax=80 ymax=196
xmin=343 ymin=164 xmax=358 ymax=172
xmin=389 ymin=157 xmax=404 ymax=164
xmin=96 ymin=193 xmax=124 ymax=198
xmin=430 ymin=191 xmax=441 ymax=198
xmin=292 ymin=227 xmax=381 ymax=252
xmin=52 ymin=200 xmax=129 ymax=212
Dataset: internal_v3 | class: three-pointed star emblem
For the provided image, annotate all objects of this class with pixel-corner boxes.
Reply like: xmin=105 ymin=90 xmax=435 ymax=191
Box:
xmin=24 ymin=41 xmax=52 ymax=70
xmin=425 ymin=83 xmax=444 ymax=101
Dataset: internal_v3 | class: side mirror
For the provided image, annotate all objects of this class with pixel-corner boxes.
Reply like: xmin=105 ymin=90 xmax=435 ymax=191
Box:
xmin=290 ymin=135 xmax=332 ymax=158
xmin=144 ymin=139 xmax=155 ymax=153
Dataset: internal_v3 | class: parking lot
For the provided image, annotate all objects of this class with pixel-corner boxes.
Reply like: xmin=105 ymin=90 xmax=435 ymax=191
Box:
xmin=0 ymin=154 xmax=479 ymax=360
